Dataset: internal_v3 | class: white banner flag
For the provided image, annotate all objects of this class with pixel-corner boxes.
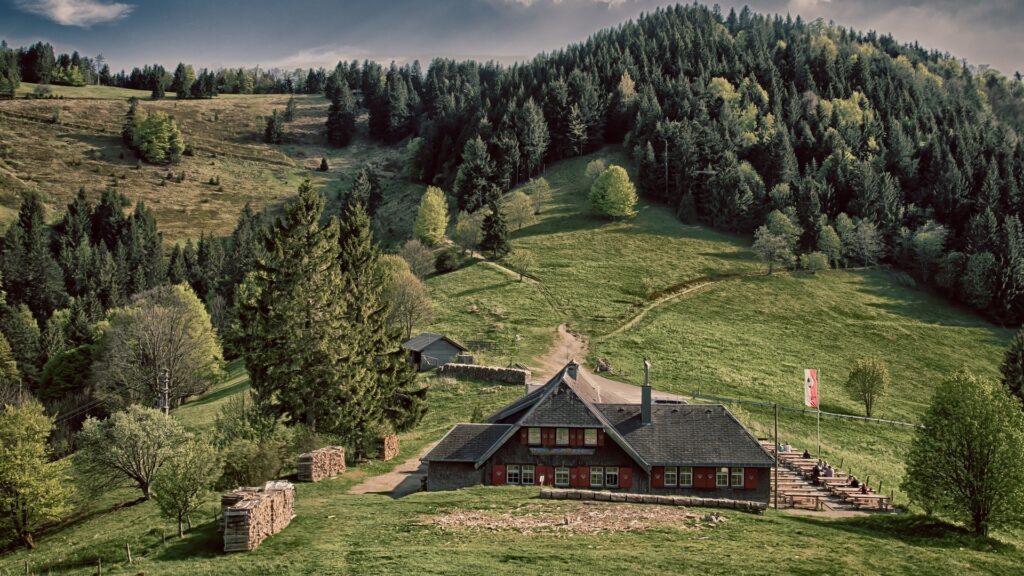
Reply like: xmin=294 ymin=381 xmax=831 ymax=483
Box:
xmin=804 ymin=369 xmax=819 ymax=409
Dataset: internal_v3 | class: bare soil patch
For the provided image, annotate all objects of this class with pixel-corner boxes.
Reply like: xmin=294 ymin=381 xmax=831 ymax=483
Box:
xmin=417 ymin=501 xmax=726 ymax=534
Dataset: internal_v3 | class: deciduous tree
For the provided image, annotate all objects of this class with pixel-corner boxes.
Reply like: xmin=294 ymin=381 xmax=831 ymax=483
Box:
xmin=413 ymin=186 xmax=448 ymax=246
xmin=589 ymin=165 xmax=638 ymax=219
xmin=844 ymin=357 xmax=889 ymax=417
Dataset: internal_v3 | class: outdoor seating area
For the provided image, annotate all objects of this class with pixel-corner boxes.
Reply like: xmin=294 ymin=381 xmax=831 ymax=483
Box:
xmin=761 ymin=441 xmax=893 ymax=512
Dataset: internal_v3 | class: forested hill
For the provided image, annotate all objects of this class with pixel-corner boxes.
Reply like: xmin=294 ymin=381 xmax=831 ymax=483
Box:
xmin=397 ymin=4 xmax=1024 ymax=325
xmin=2 ymin=4 xmax=1023 ymax=325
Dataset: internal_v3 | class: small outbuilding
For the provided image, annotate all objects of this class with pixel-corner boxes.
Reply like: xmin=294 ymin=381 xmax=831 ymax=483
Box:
xmin=402 ymin=332 xmax=468 ymax=371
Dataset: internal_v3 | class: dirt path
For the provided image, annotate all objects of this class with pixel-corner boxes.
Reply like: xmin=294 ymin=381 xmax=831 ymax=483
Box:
xmin=602 ymin=279 xmax=720 ymax=339
xmin=534 ymin=324 xmax=683 ymax=404
xmin=348 ymin=442 xmax=436 ymax=498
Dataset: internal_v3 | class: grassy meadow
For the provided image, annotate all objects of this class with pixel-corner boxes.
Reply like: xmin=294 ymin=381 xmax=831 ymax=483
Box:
xmin=0 ymin=87 xmax=425 ymax=243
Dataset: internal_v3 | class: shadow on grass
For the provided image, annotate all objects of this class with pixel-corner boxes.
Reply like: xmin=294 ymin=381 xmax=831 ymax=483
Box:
xmin=786 ymin=514 xmax=1014 ymax=554
xmin=450 ymin=278 xmax=518 ymax=299
xmin=158 ymin=521 xmax=222 ymax=561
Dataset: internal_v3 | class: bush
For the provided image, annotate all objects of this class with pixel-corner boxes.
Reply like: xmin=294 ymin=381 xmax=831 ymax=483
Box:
xmin=799 ymin=251 xmax=829 ymax=273
xmin=435 ymin=249 xmax=462 ymax=274
xmin=589 ymin=165 xmax=638 ymax=219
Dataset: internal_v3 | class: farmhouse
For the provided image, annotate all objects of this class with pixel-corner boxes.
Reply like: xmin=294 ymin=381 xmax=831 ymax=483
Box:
xmin=402 ymin=332 xmax=468 ymax=371
xmin=423 ymin=361 xmax=774 ymax=501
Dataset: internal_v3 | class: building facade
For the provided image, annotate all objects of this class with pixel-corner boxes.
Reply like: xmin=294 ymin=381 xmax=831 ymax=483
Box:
xmin=401 ymin=333 xmax=468 ymax=371
xmin=424 ymin=361 xmax=775 ymax=502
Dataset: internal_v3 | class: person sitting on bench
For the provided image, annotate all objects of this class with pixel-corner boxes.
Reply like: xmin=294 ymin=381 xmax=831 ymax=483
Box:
xmin=810 ymin=464 xmax=821 ymax=485
xmin=859 ymin=483 xmax=869 ymax=494
xmin=802 ymin=449 xmax=811 ymax=459
xmin=849 ymin=477 xmax=860 ymax=488
xmin=824 ymin=465 xmax=834 ymax=478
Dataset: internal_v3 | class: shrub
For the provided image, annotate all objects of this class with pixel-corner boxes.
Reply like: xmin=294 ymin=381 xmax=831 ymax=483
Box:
xmin=435 ymin=249 xmax=462 ymax=274
xmin=589 ymin=165 xmax=638 ymax=219
xmin=800 ymin=251 xmax=829 ymax=273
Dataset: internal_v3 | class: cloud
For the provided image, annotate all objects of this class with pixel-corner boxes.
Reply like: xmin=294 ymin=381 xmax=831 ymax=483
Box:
xmin=503 ymin=0 xmax=634 ymax=7
xmin=14 ymin=0 xmax=134 ymax=27
xmin=263 ymin=45 xmax=407 ymax=69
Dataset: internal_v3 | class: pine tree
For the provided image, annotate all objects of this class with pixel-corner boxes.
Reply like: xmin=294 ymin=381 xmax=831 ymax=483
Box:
xmin=0 ymin=191 xmax=67 ymax=320
xmin=346 ymin=165 xmax=382 ymax=215
xmin=319 ymin=157 xmax=329 ymax=172
xmin=567 ymin=104 xmax=588 ymax=156
xmin=282 ymin=96 xmax=297 ymax=122
xmin=517 ymin=98 xmax=549 ymax=177
xmin=232 ymin=180 xmax=350 ymax=433
xmin=122 ymin=97 xmax=139 ymax=146
xmin=480 ymin=201 xmax=510 ymax=258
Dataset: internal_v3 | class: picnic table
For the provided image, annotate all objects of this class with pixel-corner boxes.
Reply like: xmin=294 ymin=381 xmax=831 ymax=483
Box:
xmin=845 ymin=493 xmax=892 ymax=510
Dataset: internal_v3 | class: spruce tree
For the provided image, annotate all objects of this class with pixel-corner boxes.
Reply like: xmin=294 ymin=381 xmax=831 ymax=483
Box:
xmin=480 ymin=201 xmax=510 ymax=258
xmin=325 ymin=86 xmax=356 ymax=147
xmin=516 ymin=98 xmax=549 ymax=177
xmin=0 ymin=191 xmax=67 ymax=320
xmin=283 ymin=96 xmax=297 ymax=122
xmin=1002 ymin=328 xmax=1024 ymax=404
xmin=346 ymin=165 xmax=382 ymax=215
xmin=264 ymin=110 xmax=283 ymax=144
xmin=336 ymin=201 xmax=425 ymax=455
xmin=452 ymin=136 xmax=498 ymax=212
xmin=232 ymin=180 xmax=349 ymax=433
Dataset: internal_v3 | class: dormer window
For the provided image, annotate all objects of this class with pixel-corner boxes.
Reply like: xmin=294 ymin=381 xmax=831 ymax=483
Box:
xmin=584 ymin=428 xmax=598 ymax=446
xmin=556 ymin=428 xmax=569 ymax=446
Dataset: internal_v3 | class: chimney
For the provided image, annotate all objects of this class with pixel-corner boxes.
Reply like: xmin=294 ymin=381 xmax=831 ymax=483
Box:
xmin=641 ymin=358 xmax=652 ymax=425
xmin=566 ymin=359 xmax=579 ymax=380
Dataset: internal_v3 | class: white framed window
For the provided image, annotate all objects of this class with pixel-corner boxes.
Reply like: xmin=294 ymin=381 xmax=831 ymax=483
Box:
xmin=680 ymin=467 xmax=693 ymax=487
xmin=590 ymin=466 xmax=604 ymax=487
xmin=716 ymin=467 xmax=730 ymax=487
xmin=522 ymin=465 xmax=535 ymax=485
xmin=664 ymin=466 xmax=678 ymax=487
xmin=555 ymin=467 xmax=570 ymax=487
xmin=556 ymin=428 xmax=569 ymax=446
xmin=507 ymin=465 xmax=521 ymax=485
xmin=731 ymin=467 xmax=745 ymax=487
xmin=528 ymin=427 xmax=541 ymax=445
xmin=605 ymin=467 xmax=619 ymax=488
xmin=584 ymin=428 xmax=598 ymax=446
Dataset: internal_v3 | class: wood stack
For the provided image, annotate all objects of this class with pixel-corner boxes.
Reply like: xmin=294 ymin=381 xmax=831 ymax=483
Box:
xmin=221 ymin=481 xmax=296 ymax=552
xmin=296 ymin=446 xmax=347 ymax=482
xmin=378 ymin=435 xmax=400 ymax=461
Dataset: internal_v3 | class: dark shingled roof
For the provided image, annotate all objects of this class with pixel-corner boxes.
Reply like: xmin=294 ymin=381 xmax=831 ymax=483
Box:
xmin=402 ymin=332 xmax=468 ymax=353
xmin=519 ymin=380 xmax=607 ymax=427
xmin=597 ymin=404 xmax=775 ymax=468
xmin=423 ymin=424 xmax=512 ymax=462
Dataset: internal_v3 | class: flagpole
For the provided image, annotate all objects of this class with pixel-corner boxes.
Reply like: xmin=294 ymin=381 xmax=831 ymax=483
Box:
xmin=817 ymin=370 xmax=821 ymax=457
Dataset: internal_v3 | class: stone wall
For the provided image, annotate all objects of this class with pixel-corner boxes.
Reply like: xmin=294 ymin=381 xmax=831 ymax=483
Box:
xmin=437 ymin=363 xmax=530 ymax=385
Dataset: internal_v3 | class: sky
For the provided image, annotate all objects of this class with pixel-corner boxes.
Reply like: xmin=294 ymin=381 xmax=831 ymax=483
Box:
xmin=0 ymin=0 xmax=1021 ymax=76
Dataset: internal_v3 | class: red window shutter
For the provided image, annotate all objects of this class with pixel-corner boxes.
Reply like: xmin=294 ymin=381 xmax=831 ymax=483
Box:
xmin=571 ymin=466 xmax=589 ymax=488
xmin=619 ymin=467 xmax=632 ymax=490
xmin=695 ymin=467 xmax=715 ymax=489
xmin=744 ymin=468 xmax=758 ymax=490
xmin=597 ymin=429 xmax=605 ymax=447
xmin=541 ymin=466 xmax=554 ymax=486
xmin=492 ymin=464 xmax=506 ymax=486
xmin=651 ymin=466 xmax=664 ymax=488
xmin=571 ymin=429 xmax=581 ymax=447
xmin=542 ymin=428 xmax=554 ymax=447
xmin=520 ymin=428 xmax=528 ymax=445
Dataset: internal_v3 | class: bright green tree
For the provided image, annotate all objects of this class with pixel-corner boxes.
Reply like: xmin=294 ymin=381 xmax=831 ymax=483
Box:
xmin=152 ymin=435 xmax=222 ymax=537
xmin=903 ymin=371 xmax=1024 ymax=536
xmin=502 ymin=190 xmax=536 ymax=231
xmin=752 ymin=226 xmax=794 ymax=274
xmin=452 ymin=210 xmax=482 ymax=255
xmin=505 ymin=249 xmax=537 ymax=281
xmin=589 ymin=165 xmax=638 ymax=219
xmin=413 ymin=186 xmax=449 ymax=246
xmin=132 ymin=110 xmax=185 ymax=164
xmin=817 ymin=224 xmax=842 ymax=268
xmin=0 ymin=401 xmax=73 ymax=549
xmin=843 ymin=357 xmax=890 ymax=417
xmin=77 ymin=405 xmax=187 ymax=500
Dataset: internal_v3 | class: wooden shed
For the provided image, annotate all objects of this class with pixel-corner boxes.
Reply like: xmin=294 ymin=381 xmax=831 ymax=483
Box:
xmin=402 ymin=333 xmax=468 ymax=371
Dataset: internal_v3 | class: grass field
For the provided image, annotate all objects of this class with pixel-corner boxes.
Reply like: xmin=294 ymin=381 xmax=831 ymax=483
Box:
xmin=0 ymin=87 xmax=424 ymax=244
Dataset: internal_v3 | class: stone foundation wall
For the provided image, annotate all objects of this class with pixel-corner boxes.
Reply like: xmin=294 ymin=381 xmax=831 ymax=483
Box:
xmin=539 ymin=488 xmax=766 ymax=513
xmin=437 ymin=363 xmax=530 ymax=385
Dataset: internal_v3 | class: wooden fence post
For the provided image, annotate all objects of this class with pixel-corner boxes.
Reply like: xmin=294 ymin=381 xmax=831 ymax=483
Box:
xmin=126 ymin=542 xmax=132 ymax=565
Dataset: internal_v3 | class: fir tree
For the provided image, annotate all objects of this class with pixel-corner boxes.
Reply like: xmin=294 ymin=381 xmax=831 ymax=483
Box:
xmin=264 ymin=110 xmax=283 ymax=144
xmin=480 ymin=201 xmax=510 ymax=258
xmin=452 ymin=136 xmax=498 ymax=212
xmin=1001 ymin=328 xmax=1024 ymax=404
xmin=325 ymin=86 xmax=357 ymax=147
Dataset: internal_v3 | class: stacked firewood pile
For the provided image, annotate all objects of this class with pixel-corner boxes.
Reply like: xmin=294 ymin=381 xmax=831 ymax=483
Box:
xmin=378 ymin=435 xmax=400 ymax=461
xmin=221 ymin=481 xmax=296 ymax=552
xmin=297 ymin=446 xmax=347 ymax=482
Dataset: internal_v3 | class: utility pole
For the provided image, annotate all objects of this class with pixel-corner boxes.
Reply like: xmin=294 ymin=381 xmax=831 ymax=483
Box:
xmin=663 ymin=137 xmax=669 ymax=199
xmin=159 ymin=368 xmax=170 ymax=416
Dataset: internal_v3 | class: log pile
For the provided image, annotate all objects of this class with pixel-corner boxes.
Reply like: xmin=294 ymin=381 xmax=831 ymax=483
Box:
xmin=297 ymin=446 xmax=347 ymax=482
xmin=221 ymin=481 xmax=296 ymax=552
xmin=436 ymin=363 xmax=530 ymax=384
xmin=378 ymin=435 xmax=400 ymax=461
